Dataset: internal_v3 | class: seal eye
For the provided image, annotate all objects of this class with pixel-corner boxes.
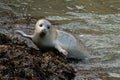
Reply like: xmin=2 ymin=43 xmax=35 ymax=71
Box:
xmin=39 ymin=24 xmax=43 ymax=27
xmin=47 ymin=25 xmax=50 ymax=29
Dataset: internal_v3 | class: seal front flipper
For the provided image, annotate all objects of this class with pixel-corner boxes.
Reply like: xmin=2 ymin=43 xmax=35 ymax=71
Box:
xmin=15 ymin=30 xmax=33 ymax=40
xmin=54 ymin=42 xmax=68 ymax=56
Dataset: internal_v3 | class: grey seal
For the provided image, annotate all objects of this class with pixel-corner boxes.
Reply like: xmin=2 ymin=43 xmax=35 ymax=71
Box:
xmin=16 ymin=19 xmax=90 ymax=60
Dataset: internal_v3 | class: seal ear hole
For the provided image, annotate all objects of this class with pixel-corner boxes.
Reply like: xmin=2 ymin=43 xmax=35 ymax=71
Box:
xmin=39 ymin=24 xmax=43 ymax=27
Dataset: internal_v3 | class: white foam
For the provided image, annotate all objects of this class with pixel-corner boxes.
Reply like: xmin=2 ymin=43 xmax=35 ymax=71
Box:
xmin=108 ymin=73 xmax=120 ymax=78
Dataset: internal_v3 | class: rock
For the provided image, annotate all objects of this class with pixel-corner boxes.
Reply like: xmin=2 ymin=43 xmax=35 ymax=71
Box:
xmin=0 ymin=33 xmax=75 ymax=80
xmin=0 ymin=33 xmax=11 ymax=45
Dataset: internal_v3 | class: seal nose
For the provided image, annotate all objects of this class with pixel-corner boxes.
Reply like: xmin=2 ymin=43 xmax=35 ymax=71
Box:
xmin=42 ymin=28 xmax=47 ymax=33
xmin=40 ymin=28 xmax=47 ymax=38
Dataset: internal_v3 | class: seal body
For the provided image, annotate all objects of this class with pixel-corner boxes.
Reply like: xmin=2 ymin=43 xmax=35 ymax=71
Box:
xmin=16 ymin=19 xmax=90 ymax=60
xmin=56 ymin=30 xmax=90 ymax=59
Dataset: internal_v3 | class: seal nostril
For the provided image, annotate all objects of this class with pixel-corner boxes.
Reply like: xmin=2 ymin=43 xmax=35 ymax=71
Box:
xmin=40 ymin=32 xmax=46 ymax=38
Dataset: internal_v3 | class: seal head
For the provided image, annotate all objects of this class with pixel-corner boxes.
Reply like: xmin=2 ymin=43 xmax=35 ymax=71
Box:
xmin=35 ymin=19 xmax=52 ymax=38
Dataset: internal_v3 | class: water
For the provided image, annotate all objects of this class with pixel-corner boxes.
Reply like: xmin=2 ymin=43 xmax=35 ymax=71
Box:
xmin=0 ymin=0 xmax=120 ymax=80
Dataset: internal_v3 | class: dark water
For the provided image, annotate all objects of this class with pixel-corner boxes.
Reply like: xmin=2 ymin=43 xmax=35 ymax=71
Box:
xmin=0 ymin=0 xmax=120 ymax=80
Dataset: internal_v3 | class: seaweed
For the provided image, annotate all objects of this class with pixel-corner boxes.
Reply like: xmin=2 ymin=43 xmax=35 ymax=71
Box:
xmin=0 ymin=33 xmax=75 ymax=80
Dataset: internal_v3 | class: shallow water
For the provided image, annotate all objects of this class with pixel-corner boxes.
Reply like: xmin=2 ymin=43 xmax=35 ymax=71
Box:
xmin=0 ymin=0 xmax=120 ymax=80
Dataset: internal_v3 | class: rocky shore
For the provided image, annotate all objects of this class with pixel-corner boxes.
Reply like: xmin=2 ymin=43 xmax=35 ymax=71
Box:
xmin=0 ymin=33 xmax=75 ymax=80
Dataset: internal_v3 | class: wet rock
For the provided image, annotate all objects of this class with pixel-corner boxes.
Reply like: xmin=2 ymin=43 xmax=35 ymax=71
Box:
xmin=0 ymin=33 xmax=11 ymax=45
xmin=0 ymin=33 xmax=75 ymax=80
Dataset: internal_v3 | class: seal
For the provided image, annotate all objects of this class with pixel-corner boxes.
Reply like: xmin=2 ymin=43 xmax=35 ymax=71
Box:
xmin=16 ymin=19 xmax=90 ymax=60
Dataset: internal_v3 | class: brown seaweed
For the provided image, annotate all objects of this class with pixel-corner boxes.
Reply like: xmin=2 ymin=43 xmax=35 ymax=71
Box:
xmin=0 ymin=33 xmax=75 ymax=80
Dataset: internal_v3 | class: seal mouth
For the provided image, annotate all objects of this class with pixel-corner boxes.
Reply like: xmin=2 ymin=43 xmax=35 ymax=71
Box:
xmin=40 ymin=32 xmax=46 ymax=38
